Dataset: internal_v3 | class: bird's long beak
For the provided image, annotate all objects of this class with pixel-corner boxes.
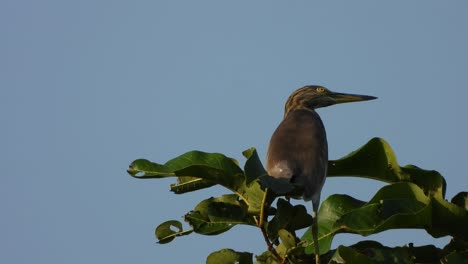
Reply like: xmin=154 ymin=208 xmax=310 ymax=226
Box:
xmin=331 ymin=92 xmax=377 ymax=104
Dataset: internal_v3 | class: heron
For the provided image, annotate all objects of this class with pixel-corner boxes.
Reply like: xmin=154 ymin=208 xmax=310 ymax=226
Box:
xmin=266 ymin=85 xmax=376 ymax=263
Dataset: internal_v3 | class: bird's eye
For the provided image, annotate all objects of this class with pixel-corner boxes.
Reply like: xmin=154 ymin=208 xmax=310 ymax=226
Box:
xmin=316 ymin=87 xmax=325 ymax=93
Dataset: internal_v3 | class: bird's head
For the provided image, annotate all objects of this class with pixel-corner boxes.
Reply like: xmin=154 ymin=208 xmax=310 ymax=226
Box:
xmin=284 ymin=85 xmax=377 ymax=115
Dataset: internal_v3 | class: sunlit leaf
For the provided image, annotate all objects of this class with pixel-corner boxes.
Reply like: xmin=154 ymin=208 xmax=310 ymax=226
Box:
xmin=184 ymin=210 xmax=234 ymax=236
xmin=278 ymin=229 xmax=296 ymax=249
xmin=303 ymin=182 xmax=468 ymax=254
xmin=206 ymin=249 xmax=253 ymax=264
xmin=128 ymin=151 xmax=244 ymax=194
xmin=429 ymin=197 xmax=468 ymax=240
xmin=155 ymin=220 xmax=192 ymax=244
xmin=127 ymin=159 xmax=174 ymax=177
xmin=328 ymin=138 xmax=446 ymax=199
xmin=170 ymin=176 xmax=216 ymax=194
xmin=184 ymin=194 xmax=254 ymax=235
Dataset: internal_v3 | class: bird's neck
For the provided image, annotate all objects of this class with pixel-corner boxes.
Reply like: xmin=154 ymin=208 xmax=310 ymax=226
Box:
xmin=284 ymin=106 xmax=317 ymax=119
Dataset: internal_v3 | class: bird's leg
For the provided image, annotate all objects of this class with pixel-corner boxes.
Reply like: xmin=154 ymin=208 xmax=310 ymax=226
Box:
xmin=258 ymin=188 xmax=284 ymax=262
xmin=311 ymin=201 xmax=320 ymax=264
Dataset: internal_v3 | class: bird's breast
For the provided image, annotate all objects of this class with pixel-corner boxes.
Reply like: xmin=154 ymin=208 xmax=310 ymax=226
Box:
xmin=266 ymin=109 xmax=328 ymax=200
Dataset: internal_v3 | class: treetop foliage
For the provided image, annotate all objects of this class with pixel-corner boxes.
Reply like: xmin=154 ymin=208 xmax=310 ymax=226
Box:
xmin=128 ymin=138 xmax=467 ymax=263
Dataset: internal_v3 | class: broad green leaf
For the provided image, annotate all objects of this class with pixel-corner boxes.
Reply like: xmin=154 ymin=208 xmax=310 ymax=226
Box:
xmin=329 ymin=245 xmax=373 ymax=264
xmin=304 ymin=194 xmax=365 ymax=255
xmin=349 ymin=241 xmax=414 ymax=263
xmin=327 ymin=138 xmax=402 ymax=181
xmin=127 ymin=152 xmax=269 ymax=215
xmin=278 ymin=229 xmax=296 ymax=249
xmin=303 ymin=182 xmax=467 ymax=254
xmin=332 ymin=241 xmax=460 ymax=263
xmin=184 ymin=194 xmax=254 ymax=235
xmin=444 ymin=238 xmax=468 ymax=260
xmin=243 ymin=147 xmax=267 ymax=184
xmin=329 ymin=242 xmax=414 ymax=264
xmin=174 ymin=165 xmax=243 ymax=191
xmin=400 ymin=165 xmax=446 ymax=199
xmin=430 ymin=197 xmax=468 ymax=240
xmin=404 ymin=244 xmax=446 ymax=263
xmin=444 ymin=250 xmax=468 ymax=263
xmin=205 ymin=194 xmax=249 ymax=223
xmin=170 ymin=176 xmax=215 ymax=194
xmin=155 ymin=220 xmax=193 ymax=244
xmin=267 ymin=199 xmax=312 ymax=243
xmin=128 ymin=151 xmax=244 ymax=194
xmin=451 ymin=192 xmax=468 ymax=210
xmin=127 ymin=149 xmax=271 ymax=214
xmin=184 ymin=210 xmax=234 ymax=236
xmin=164 ymin=151 xmax=241 ymax=174
xmin=328 ymin=137 xmax=446 ymax=199
xmin=255 ymin=239 xmax=314 ymax=264
xmin=207 ymin=249 xmax=253 ymax=264
xmin=127 ymin=159 xmax=174 ymax=177
xmin=259 ymin=176 xmax=296 ymax=196
xmin=236 ymin=180 xmax=267 ymax=214
xmin=257 ymin=240 xmax=457 ymax=264
xmin=254 ymin=251 xmax=280 ymax=264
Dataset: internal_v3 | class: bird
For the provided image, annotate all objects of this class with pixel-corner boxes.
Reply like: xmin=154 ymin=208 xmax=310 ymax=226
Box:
xmin=266 ymin=85 xmax=376 ymax=263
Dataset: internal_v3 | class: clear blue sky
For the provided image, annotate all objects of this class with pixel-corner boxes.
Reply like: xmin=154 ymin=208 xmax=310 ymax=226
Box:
xmin=2 ymin=1 xmax=467 ymax=263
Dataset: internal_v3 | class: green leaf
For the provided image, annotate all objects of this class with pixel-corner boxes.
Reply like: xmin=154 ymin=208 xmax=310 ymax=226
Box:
xmin=328 ymin=137 xmax=446 ymax=199
xmin=329 ymin=242 xmax=417 ymax=264
xmin=254 ymin=250 xmax=280 ymax=264
xmin=184 ymin=210 xmax=234 ymax=236
xmin=130 ymin=137 xmax=466 ymax=263
xmin=303 ymin=182 xmax=468 ymax=254
xmin=236 ymin=180 xmax=267 ymax=214
xmin=322 ymin=240 xmax=467 ymax=263
xmin=451 ymin=192 xmax=468 ymax=210
xmin=430 ymin=197 xmax=468 ymax=240
xmin=401 ymin=165 xmax=446 ymax=199
xmin=267 ymin=199 xmax=312 ymax=243
xmin=259 ymin=176 xmax=296 ymax=196
xmin=329 ymin=245 xmax=374 ymax=264
xmin=169 ymin=151 xmax=244 ymax=193
xmin=243 ymin=147 xmax=268 ymax=184
xmin=443 ymin=238 xmax=468 ymax=256
xmin=444 ymin=250 xmax=468 ymax=263
xmin=184 ymin=195 xmax=254 ymax=235
xmin=128 ymin=151 xmax=244 ymax=194
xmin=327 ymin=138 xmax=402 ymax=181
xmin=303 ymin=194 xmax=366 ymax=255
xmin=127 ymin=159 xmax=174 ymax=177
xmin=257 ymin=240 xmax=456 ymax=263
xmin=207 ymin=249 xmax=253 ymax=264
xmin=206 ymin=194 xmax=249 ymax=223
xmin=155 ymin=220 xmax=192 ymax=244
xmin=278 ymin=229 xmax=296 ymax=249
xmin=170 ymin=176 xmax=216 ymax=194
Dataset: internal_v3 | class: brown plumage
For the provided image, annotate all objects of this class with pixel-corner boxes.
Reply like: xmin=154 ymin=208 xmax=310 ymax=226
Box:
xmin=266 ymin=85 xmax=376 ymax=263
